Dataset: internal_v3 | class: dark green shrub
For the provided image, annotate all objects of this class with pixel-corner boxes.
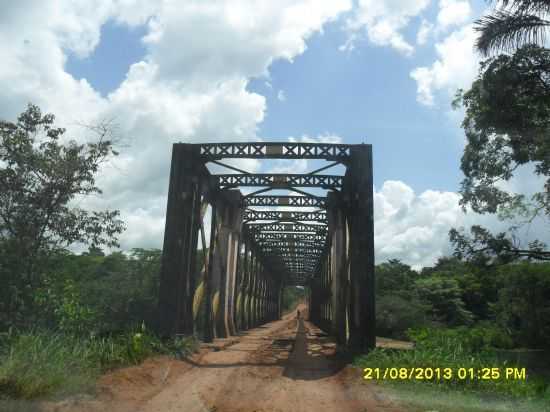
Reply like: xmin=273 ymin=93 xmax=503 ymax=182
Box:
xmin=493 ymin=263 xmax=550 ymax=349
xmin=354 ymin=327 xmax=549 ymax=399
xmin=376 ymin=294 xmax=430 ymax=340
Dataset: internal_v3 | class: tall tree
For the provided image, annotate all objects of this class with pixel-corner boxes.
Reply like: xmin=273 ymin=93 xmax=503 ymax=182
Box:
xmin=476 ymin=0 xmax=550 ymax=56
xmin=452 ymin=44 xmax=550 ymax=262
xmin=0 ymin=104 xmax=125 ymax=326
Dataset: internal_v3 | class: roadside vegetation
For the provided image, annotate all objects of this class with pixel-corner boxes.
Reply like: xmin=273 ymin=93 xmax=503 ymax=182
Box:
xmin=0 ymin=327 xmax=197 ymax=399
xmin=357 ymin=1 xmax=550 ymax=409
xmin=0 ymin=246 xmax=199 ymax=400
xmin=0 ymin=105 xmax=198 ymax=401
xmin=356 ymin=260 xmax=550 ymax=410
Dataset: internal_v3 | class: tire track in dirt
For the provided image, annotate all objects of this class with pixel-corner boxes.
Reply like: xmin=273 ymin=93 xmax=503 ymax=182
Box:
xmin=136 ymin=308 xmax=404 ymax=412
xmin=30 ymin=308 xmax=406 ymax=412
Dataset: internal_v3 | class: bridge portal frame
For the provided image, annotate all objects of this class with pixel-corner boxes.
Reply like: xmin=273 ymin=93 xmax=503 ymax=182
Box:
xmin=158 ymin=142 xmax=375 ymax=352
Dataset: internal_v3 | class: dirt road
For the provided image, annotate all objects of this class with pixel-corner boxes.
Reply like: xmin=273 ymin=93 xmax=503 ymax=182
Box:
xmin=36 ymin=308 xmax=404 ymax=412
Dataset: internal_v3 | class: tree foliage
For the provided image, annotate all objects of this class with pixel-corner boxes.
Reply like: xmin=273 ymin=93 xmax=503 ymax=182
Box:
xmin=475 ymin=0 xmax=550 ymax=56
xmin=493 ymin=262 xmax=550 ymax=348
xmin=375 ymin=257 xmax=550 ymax=349
xmin=414 ymin=277 xmax=474 ymax=326
xmin=0 ymin=104 xmax=125 ymax=327
xmin=33 ymin=248 xmax=162 ymax=335
xmin=376 ymin=260 xmax=439 ymax=338
xmin=452 ymin=44 xmax=550 ymax=262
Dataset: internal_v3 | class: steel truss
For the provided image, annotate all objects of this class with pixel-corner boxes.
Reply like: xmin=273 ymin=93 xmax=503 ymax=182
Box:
xmin=244 ymin=210 xmax=327 ymax=222
xmin=215 ymin=174 xmax=343 ymax=190
xmin=247 ymin=222 xmax=327 ymax=234
xmin=159 ymin=142 xmax=375 ymax=352
xmin=200 ymin=142 xmax=352 ymax=160
xmin=252 ymin=232 xmax=327 ymax=242
xmin=243 ymin=195 xmax=326 ymax=208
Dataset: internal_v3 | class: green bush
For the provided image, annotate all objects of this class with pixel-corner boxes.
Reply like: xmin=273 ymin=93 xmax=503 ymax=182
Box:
xmin=376 ymin=294 xmax=430 ymax=340
xmin=493 ymin=262 xmax=550 ymax=349
xmin=0 ymin=332 xmax=99 ymax=399
xmin=0 ymin=328 xmax=198 ymax=400
xmin=27 ymin=249 xmax=162 ymax=337
xmin=354 ymin=327 xmax=550 ymax=399
xmin=414 ymin=277 xmax=474 ymax=326
xmin=407 ymin=326 xmax=504 ymax=354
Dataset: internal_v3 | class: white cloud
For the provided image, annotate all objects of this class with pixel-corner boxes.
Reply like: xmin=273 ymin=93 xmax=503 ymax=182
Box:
xmin=277 ymin=90 xmax=286 ymax=101
xmin=374 ymin=180 xmax=462 ymax=268
xmin=292 ymin=133 xmax=343 ymax=144
xmin=436 ymin=0 xmax=472 ymax=31
xmin=410 ymin=24 xmax=479 ymax=106
xmin=416 ymin=19 xmax=433 ymax=45
xmin=0 ymin=0 xmax=351 ymax=251
xmin=373 ymin=180 xmax=549 ymax=269
xmin=341 ymin=0 xmax=431 ymax=56
xmin=140 ymin=0 xmax=352 ymax=88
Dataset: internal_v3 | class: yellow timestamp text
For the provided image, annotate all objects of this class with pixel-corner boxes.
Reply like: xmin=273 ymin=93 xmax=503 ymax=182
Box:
xmin=363 ymin=367 xmax=526 ymax=381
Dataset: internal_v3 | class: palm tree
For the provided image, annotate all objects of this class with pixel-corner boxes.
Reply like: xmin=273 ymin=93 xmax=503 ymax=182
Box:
xmin=475 ymin=0 xmax=550 ymax=55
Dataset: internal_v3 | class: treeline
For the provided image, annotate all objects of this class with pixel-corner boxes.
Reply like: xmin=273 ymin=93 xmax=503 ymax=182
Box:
xmin=282 ymin=286 xmax=306 ymax=313
xmin=4 ymin=242 xmax=548 ymax=352
xmin=0 ymin=247 xmax=162 ymax=336
xmin=376 ymin=257 xmax=550 ymax=349
xmin=3 ymin=236 xmax=550 ymax=344
xmin=0 ymin=247 xmax=199 ymax=400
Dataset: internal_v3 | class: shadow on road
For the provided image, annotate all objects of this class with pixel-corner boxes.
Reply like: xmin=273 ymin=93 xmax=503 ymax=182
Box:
xmin=180 ymin=317 xmax=346 ymax=381
xmin=282 ymin=318 xmax=345 ymax=380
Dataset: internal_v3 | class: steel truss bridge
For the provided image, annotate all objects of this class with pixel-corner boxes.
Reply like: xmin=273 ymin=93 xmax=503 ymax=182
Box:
xmin=158 ymin=142 xmax=375 ymax=351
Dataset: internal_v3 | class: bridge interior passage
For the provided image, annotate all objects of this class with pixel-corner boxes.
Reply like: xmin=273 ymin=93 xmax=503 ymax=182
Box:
xmin=158 ymin=142 xmax=375 ymax=351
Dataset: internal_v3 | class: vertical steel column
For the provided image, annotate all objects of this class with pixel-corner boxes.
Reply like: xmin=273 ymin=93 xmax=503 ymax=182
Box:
xmin=263 ymin=275 xmax=268 ymax=323
xmin=237 ymin=241 xmax=248 ymax=331
xmin=245 ymin=251 xmax=255 ymax=329
xmin=267 ymin=280 xmax=273 ymax=321
xmin=347 ymin=145 xmax=375 ymax=351
xmin=262 ymin=276 xmax=267 ymax=323
xmin=216 ymin=191 xmax=242 ymax=338
xmin=214 ymin=204 xmax=228 ymax=338
xmin=309 ymin=278 xmax=319 ymax=325
xmin=233 ymin=238 xmax=243 ymax=331
xmin=203 ymin=201 xmax=218 ymax=343
xmin=258 ymin=275 xmax=263 ymax=324
xmin=159 ymin=144 xmax=201 ymax=337
xmin=279 ymin=284 xmax=283 ymax=319
xmin=252 ymin=257 xmax=261 ymax=328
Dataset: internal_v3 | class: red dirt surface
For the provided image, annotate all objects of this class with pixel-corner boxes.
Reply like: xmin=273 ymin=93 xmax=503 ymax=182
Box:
xmin=31 ymin=306 xmax=405 ymax=412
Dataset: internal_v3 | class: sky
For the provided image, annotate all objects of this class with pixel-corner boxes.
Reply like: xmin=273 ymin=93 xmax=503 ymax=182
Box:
xmin=1 ymin=0 xmax=547 ymax=269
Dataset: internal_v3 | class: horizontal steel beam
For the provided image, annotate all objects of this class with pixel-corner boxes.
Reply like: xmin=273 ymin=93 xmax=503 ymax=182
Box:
xmin=256 ymin=242 xmax=322 ymax=250
xmin=280 ymin=256 xmax=320 ymax=261
xmin=243 ymin=195 xmax=326 ymax=208
xmin=283 ymin=266 xmax=316 ymax=271
xmin=253 ymin=232 xmax=327 ymax=242
xmin=244 ymin=210 xmax=327 ymax=222
xmin=281 ymin=262 xmax=319 ymax=266
xmin=280 ymin=246 xmax=323 ymax=251
xmin=247 ymin=222 xmax=327 ymax=233
xmin=198 ymin=142 xmax=352 ymax=160
xmin=262 ymin=251 xmax=323 ymax=257
xmin=215 ymin=174 xmax=343 ymax=190
xmin=279 ymin=254 xmax=321 ymax=260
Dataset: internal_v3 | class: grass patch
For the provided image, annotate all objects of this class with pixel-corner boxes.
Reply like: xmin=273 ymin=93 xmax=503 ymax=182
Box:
xmin=380 ymin=382 xmax=550 ymax=412
xmin=354 ymin=327 xmax=550 ymax=411
xmin=0 ymin=328 xmax=198 ymax=400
